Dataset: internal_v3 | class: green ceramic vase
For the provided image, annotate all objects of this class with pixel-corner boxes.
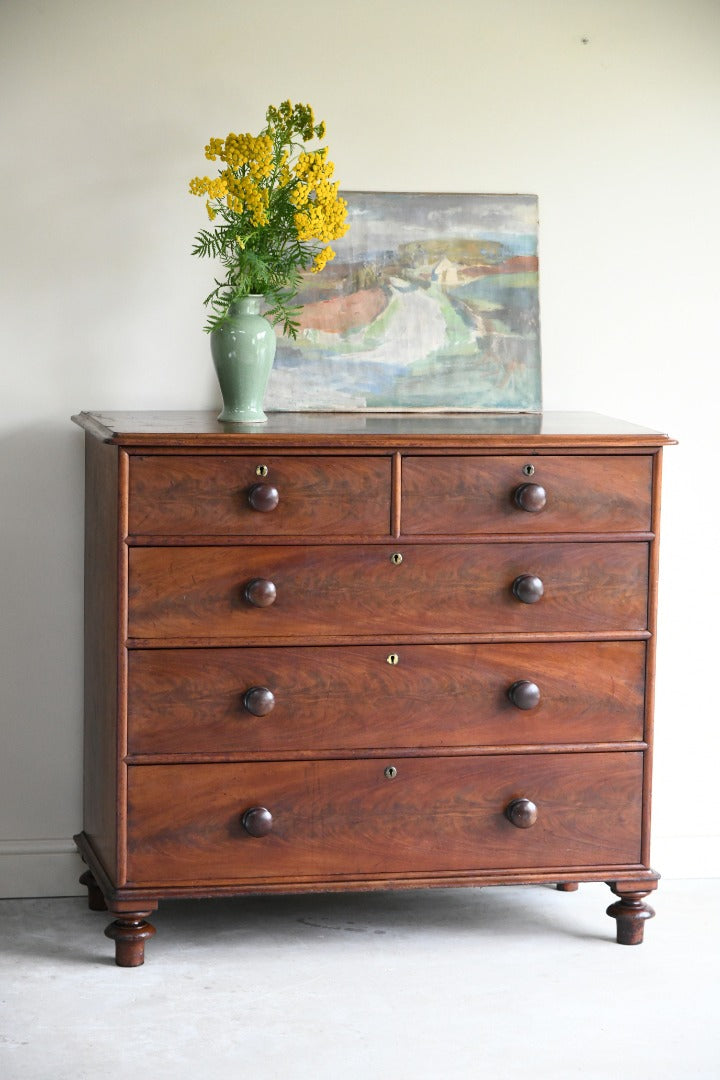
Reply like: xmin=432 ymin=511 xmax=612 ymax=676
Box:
xmin=210 ymin=295 xmax=277 ymax=423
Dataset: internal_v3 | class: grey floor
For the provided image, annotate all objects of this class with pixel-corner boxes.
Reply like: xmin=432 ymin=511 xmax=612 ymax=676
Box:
xmin=1 ymin=880 xmax=718 ymax=1080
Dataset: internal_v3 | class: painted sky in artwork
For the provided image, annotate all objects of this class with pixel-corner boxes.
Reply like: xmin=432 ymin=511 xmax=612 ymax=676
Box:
xmin=266 ymin=192 xmax=541 ymax=412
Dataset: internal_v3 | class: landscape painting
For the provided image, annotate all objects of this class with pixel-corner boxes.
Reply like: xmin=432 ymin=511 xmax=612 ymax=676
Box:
xmin=266 ymin=192 xmax=541 ymax=412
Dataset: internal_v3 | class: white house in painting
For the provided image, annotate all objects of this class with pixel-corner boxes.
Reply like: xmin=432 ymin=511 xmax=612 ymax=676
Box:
xmin=430 ymin=256 xmax=460 ymax=286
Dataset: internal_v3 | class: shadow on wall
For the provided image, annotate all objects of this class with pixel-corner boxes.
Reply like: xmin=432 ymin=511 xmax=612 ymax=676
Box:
xmin=0 ymin=421 xmax=86 ymax=834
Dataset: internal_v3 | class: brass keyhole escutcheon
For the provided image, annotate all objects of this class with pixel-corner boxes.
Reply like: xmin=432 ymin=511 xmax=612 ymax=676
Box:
xmin=386 ymin=653 xmax=400 ymax=665
xmin=384 ymin=766 xmax=398 ymax=780
xmin=255 ymin=464 xmax=269 ymax=477
xmin=522 ymin=463 xmax=535 ymax=476
xmin=391 ymin=552 xmax=403 ymax=565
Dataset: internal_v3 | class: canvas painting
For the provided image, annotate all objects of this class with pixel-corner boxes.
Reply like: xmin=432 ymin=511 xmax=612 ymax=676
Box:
xmin=266 ymin=192 xmax=541 ymax=412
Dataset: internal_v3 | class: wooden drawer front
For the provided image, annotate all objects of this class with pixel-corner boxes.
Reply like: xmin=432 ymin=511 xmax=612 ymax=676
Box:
xmin=127 ymin=641 xmax=646 ymax=755
xmin=126 ymin=753 xmax=643 ymax=885
xmin=402 ymin=455 xmax=652 ymax=535
xmin=127 ymin=542 xmax=648 ymax=640
xmin=128 ymin=455 xmax=391 ymax=536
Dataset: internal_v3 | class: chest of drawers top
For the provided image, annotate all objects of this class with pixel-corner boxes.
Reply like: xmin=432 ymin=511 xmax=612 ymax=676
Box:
xmin=73 ymin=409 xmax=672 ymax=448
xmin=75 ymin=410 xmax=671 ymax=560
xmin=73 ymin=410 xmax=672 ymax=535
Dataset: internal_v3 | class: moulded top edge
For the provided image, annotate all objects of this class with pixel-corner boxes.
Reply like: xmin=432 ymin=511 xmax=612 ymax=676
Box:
xmin=71 ymin=410 xmax=676 ymax=447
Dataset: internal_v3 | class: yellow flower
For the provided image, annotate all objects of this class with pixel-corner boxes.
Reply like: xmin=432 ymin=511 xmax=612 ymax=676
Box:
xmin=188 ymin=175 xmax=228 ymax=199
xmin=293 ymin=210 xmax=312 ymax=241
xmin=289 ymin=182 xmax=310 ymax=208
xmin=204 ymin=137 xmax=224 ymax=161
xmin=294 ymin=148 xmax=334 ymax=185
xmin=311 ymin=245 xmax=335 ymax=273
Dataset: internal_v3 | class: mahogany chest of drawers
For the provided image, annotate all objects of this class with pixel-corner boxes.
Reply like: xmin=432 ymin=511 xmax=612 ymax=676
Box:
xmin=72 ymin=410 xmax=673 ymax=966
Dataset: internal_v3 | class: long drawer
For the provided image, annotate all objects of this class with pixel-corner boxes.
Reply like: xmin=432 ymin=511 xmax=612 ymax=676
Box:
xmin=127 ymin=641 xmax=646 ymax=755
xmin=126 ymin=752 xmax=644 ymax=885
xmin=402 ymin=454 xmax=652 ymax=534
xmin=128 ymin=454 xmax=392 ymax=537
xmin=127 ymin=542 xmax=649 ymax=640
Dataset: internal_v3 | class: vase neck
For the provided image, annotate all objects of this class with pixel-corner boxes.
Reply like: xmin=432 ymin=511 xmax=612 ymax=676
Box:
xmin=228 ymin=295 xmax=264 ymax=317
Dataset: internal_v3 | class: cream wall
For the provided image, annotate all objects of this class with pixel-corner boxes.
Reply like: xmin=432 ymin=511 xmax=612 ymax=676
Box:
xmin=1 ymin=0 xmax=718 ymax=895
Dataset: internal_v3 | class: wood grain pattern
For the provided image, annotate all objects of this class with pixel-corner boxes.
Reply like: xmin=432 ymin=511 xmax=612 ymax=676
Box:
xmin=127 ymin=641 xmax=646 ymax=755
xmin=640 ymin=448 xmax=665 ymax=866
xmin=74 ymin=824 xmax=657 ymax=901
xmin=125 ymin=752 xmax=643 ymax=885
xmin=402 ymin=454 xmax=653 ymax=534
xmin=127 ymin=542 xmax=649 ymax=640
xmin=81 ymin=434 xmax=120 ymax=881
xmin=128 ymin=454 xmax=392 ymax=536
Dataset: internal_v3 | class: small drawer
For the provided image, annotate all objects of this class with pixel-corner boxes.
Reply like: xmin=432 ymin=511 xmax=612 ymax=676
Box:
xmin=127 ymin=641 xmax=646 ymax=755
xmin=128 ymin=454 xmax=392 ymax=537
xmin=402 ymin=454 xmax=653 ymax=535
xmin=126 ymin=752 xmax=643 ymax=886
xmin=127 ymin=542 xmax=649 ymax=641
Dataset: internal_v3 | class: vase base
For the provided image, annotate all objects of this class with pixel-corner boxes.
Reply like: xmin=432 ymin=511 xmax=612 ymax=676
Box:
xmin=217 ymin=409 xmax=268 ymax=424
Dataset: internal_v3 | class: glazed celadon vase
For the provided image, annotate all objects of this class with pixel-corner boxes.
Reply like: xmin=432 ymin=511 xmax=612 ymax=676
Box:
xmin=210 ymin=295 xmax=276 ymax=423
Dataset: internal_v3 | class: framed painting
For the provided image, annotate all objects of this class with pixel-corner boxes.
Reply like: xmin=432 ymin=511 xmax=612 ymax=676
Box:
xmin=266 ymin=191 xmax=541 ymax=413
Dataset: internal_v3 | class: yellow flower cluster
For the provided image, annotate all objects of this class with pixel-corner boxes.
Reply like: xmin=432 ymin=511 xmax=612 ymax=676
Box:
xmin=289 ymin=181 xmax=310 ymax=209
xmin=293 ymin=148 xmax=334 ymax=186
xmin=311 ymin=246 xmax=335 ymax=274
xmin=291 ymin=148 xmax=348 ymax=244
xmin=204 ymin=132 xmax=274 ymax=178
xmin=190 ymin=130 xmax=275 ymax=224
xmin=188 ymin=175 xmax=228 ymax=199
xmin=294 ymin=185 xmax=349 ymax=243
xmin=204 ymin=137 xmax=224 ymax=160
xmin=223 ymin=172 xmax=269 ymax=226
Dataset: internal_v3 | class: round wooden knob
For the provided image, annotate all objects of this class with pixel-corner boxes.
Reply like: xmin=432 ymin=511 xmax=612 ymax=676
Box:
xmin=244 ymin=578 xmax=277 ymax=607
xmin=247 ymin=482 xmax=279 ymax=513
xmin=241 ymin=806 xmax=273 ymax=837
xmin=243 ymin=686 xmax=276 ymax=716
xmin=512 ymin=574 xmax=544 ymax=604
xmin=508 ymin=680 xmax=541 ymax=710
xmin=505 ymin=798 xmax=538 ymax=828
xmin=513 ymin=482 xmax=547 ymax=512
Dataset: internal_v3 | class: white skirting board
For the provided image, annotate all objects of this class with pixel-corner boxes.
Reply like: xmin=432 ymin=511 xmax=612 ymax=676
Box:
xmin=0 ymin=840 xmax=85 ymax=898
xmin=0 ymin=835 xmax=717 ymax=898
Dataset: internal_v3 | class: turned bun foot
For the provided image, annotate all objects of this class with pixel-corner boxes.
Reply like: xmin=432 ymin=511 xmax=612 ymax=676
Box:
xmin=104 ymin=912 xmax=156 ymax=967
xmin=606 ymin=883 xmax=656 ymax=945
xmin=556 ymin=882 xmax=579 ymax=892
xmin=79 ymin=869 xmax=107 ymax=911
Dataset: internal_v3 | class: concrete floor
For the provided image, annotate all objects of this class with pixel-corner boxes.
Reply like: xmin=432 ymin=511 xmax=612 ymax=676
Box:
xmin=1 ymin=880 xmax=717 ymax=1080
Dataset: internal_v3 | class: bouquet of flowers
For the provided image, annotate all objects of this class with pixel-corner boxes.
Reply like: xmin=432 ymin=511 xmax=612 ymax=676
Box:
xmin=189 ymin=100 xmax=349 ymax=337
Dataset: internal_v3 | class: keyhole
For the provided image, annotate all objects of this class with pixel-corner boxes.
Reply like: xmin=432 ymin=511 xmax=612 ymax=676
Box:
xmin=386 ymin=654 xmax=399 ymax=665
xmin=384 ymin=766 xmax=398 ymax=780
xmin=391 ymin=552 xmax=403 ymax=565
xmin=522 ymin=464 xmax=535 ymax=476
xmin=255 ymin=464 xmax=269 ymax=477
